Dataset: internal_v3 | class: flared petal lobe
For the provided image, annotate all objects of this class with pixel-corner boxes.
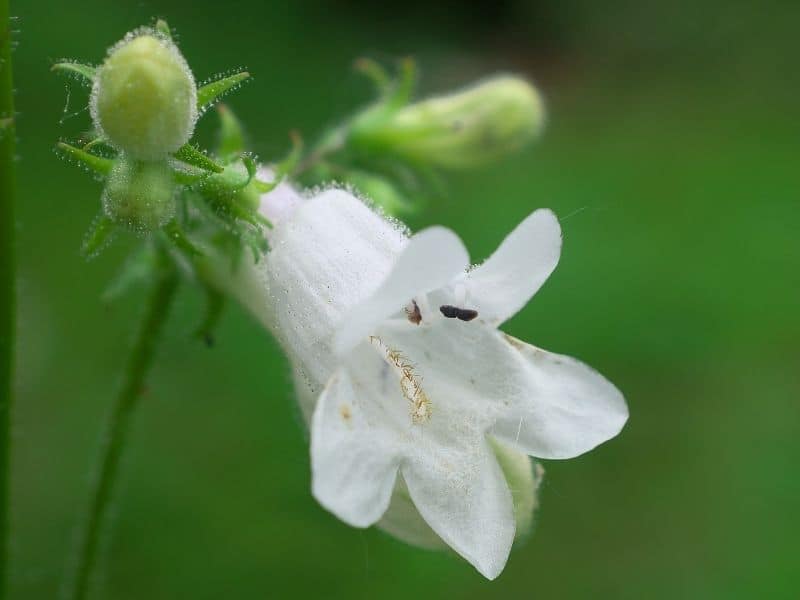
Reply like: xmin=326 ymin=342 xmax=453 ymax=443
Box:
xmin=311 ymin=367 xmax=401 ymax=527
xmin=491 ymin=335 xmax=628 ymax=459
xmin=334 ymin=226 xmax=470 ymax=355
xmin=464 ymin=209 xmax=561 ymax=325
xmin=402 ymin=440 xmax=515 ymax=580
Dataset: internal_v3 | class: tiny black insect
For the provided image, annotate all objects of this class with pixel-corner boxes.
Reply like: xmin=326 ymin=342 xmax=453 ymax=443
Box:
xmin=439 ymin=305 xmax=478 ymax=322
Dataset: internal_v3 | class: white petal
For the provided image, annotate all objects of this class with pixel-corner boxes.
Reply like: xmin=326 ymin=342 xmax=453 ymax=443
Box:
xmin=334 ymin=226 xmax=469 ymax=355
xmin=264 ymin=188 xmax=406 ymax=385
xmin=377 ymin=319 xmax=526 ymax=424
xmin=311 ymin=367 xmax=401 ymax=527
xmin=255 ymin=167 xmax=304 ymax=232
xmin=380 ymin=321 xmax=626 ymax=460
xmin=464 ymin=209 xmax=561 ymax=325
xmin=402 ymin=439 xmax=515 ymax=580
xmin=493 ymin=334 xmax=628 ymax=459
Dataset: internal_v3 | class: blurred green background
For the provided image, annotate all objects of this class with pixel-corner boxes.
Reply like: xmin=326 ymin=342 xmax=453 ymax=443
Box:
xmin=8 ymin=0 xmax=800 ymax=598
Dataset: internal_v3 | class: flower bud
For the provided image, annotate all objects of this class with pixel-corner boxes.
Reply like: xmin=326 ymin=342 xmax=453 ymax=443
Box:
xmin=102 ymin=156 xmax=176 ymax=231
xmin=350 ymin=75 xmax=544 ymax=169
xmin=91 ymin=30 xmax=198 ymax=159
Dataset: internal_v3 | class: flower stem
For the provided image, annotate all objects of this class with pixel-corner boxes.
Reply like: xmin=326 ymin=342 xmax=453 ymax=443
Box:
xmin=0 ymin=2 xmax=17 ymax=598
xmin=66 ymin=260 xmax=179 ymax=600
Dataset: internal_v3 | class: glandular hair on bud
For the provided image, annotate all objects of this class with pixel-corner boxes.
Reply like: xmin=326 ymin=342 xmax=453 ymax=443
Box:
xmin=102 ymin=156 xmax=177 ymax=231
xmin=91 ymin=30 xmax=198 ymax=160
xmin=350 ymin=75 xmax=544 ymax=169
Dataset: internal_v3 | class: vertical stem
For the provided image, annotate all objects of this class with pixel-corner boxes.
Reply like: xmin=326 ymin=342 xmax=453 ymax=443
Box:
xmin=0 ymin=1 xmax=16 ymax=599
xmin=66 ymin=262 xmax=179 ymax=600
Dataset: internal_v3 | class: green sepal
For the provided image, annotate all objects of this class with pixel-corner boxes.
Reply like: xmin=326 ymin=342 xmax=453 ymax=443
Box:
xmin=154 ymin=19 xmax=173 ymax=41
xmin=240 ymin=227 xmax=269 ymax=262
xmin=241 ymin=155 xmax=258 ymax=187
xmin=197 ymin=204 xmax=267 ymax=266
xmin=173 ymin=143 xmax=224 ymax=173
xmin=51 ymin=61 xmax=96 ymax=86
xmin=386 ymin=57 xmax=416 ymax=109
xmin=82 ymin=137 xmax=108 ymax=152
xmin=254 ymin=132 xmax=303 ymax=193
xmin=57 ymin=142 xmax=114 ymax=176
xmin=102 ymin=243 xmax=160 ymax=301
xmin=354 ymin=57 xmax=391 ymax=92
xmin=275 ymin=131 xmax=303 ymax=178
xmin=216 ymin=104 xmax=246 ymax=161
xmin=199 ymin=155 xmax=256 ymax=194
xmin=198 ymin=187 xmax=268 ymax=237
xmin=163 ymin=220 xmax=203 ymax=257
xmin=81 ymin=214 xmax=116 ymax=259
xmin=208 ymin=195 xmax=268 ymax=229
xmin=171 ymin=164 xmax=208 ymax=186
xmin=197 ymin=71 xmax=250 ymax=112
xmin=193 ymin=287 xmax=225 ymax=346
xmin=252 ymin=180 xmax=275 ymax=194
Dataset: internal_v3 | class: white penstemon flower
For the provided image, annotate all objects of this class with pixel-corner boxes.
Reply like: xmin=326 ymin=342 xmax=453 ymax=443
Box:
xmin=249 ymin=188 xmax=627 ymax=579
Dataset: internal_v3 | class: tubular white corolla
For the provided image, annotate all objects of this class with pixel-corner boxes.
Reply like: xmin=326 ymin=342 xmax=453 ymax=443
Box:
xmin=249 ymin=189 xmax=627 ymax=579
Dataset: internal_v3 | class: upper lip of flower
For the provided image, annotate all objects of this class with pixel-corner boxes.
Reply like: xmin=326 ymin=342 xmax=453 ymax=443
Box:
xmin=308 ymin=203 xmax=628 ymax=579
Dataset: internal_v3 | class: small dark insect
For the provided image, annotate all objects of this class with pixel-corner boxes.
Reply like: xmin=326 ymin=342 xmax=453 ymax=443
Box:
xmin=405 ymin=300 xmax=422 ymax=325
xmin=439 ymin=305 xmax=479 ymax=322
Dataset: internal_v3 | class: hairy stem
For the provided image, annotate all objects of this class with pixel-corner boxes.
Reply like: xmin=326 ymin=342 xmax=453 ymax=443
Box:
xmin=0 ymin=2 xmax=16 ymax=598
xmin=66 ymin=262 xmax=179 ymax=600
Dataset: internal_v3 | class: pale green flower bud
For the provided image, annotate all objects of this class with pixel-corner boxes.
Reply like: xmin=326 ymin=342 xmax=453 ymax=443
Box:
xmin=350 ymin=75 xmax=544 ymax=169
xmin=90 ymin=30 xmax=198 ymax=160
xmin=102 ymin=156 xmax=176 ymax=231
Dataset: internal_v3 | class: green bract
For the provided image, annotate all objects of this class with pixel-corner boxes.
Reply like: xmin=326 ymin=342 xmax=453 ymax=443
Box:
xmin=91 ymin=31 xmax=198 ymax=160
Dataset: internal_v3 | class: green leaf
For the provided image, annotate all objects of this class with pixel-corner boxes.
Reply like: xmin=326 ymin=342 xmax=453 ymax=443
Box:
xmin=57 ymin=142 xmax=113 ymax=176
xmin=81 ymin=215 xmax=116 ymax=259
xmin=216 ymin=104 xmax=245 ymax=160
xmin=197 ymin=71 xmax=250 ymax=111
xmin=51 ymin=61 xmax=96 ymax=86
xmin=173 ymin=143 xmax=224 ymax=173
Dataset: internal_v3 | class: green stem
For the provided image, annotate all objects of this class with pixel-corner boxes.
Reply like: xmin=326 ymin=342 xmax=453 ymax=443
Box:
xmin=0 ymin=2 xmax=16 ymax=599
xmin=66 ymin=261 xmax=179 ymax=600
